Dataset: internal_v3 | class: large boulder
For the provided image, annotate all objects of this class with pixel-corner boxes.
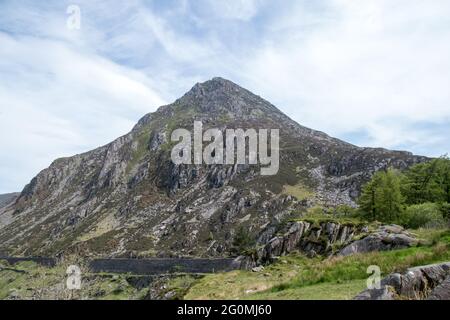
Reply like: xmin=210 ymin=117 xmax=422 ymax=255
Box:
xmin=231 ymin=255 xmax=256 ymax=270
xmin=339 ymin=224 xmax=418 ymax=256
xmin=353 ymin=286 xmax=397 ymax=300
xmin=355 ymin=262 xmax=450 ymax=300
xmin=255 ymin=223 xmax=419 ymax=265
xmin=427 ymin=276 xmax=450 ymax=300
xmin=258 ymin=220 xmax=361 ymax=262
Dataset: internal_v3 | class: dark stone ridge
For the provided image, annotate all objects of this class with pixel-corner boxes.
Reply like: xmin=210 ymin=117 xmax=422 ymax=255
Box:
xmin=0 ymin=256 xmax=56 ymax=267
xmin=89 ymin=258 xmax=239 ymax=275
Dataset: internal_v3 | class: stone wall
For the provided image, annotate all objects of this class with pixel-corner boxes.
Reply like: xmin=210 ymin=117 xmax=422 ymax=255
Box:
xmin=0 ymin=256 xmax=56 ymax=267
xmin=89 ymin=258 xmax=239 ymax=275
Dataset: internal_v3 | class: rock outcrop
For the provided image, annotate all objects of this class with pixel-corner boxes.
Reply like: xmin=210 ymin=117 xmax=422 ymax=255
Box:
xmin=339 ymin=225 xmax=418 ymax=256
xmin=355 ymin=262 xmax=450 ymax=300
xmin=257 ymin=220 xmax=362 ymax=262
xmin=251 ymin=222 xmax=419 ymax=265
xmin=427 ymin=276 xmax=450 ymax=300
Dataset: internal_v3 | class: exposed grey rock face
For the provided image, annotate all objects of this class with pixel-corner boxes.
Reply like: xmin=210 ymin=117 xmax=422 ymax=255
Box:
xmin=354 ymin=286 xmax=397 ymax=300
xmin=339 ymin=225 xmax=418 ymax=256
xmin=0 ymin=78 xmax=428 ymax=258
xmin=355 ymin=262 xmax=450 ymax=300
xmin=149 ymin=129 xmax=167 ymax=151
xmin=0 ymin=193 xmax=20 ymax=229
xmin=257 ymin=220 xmax=362 ymax=262
xmin=427 ymin=276 xmax=450 ymax=300
xmin=0 ymin=193 xmax=19 ymax=209
xmin=231 ymin=255 xmax=257 ymax=270
xmin=253 ymin=222 xmax=420 ymax=265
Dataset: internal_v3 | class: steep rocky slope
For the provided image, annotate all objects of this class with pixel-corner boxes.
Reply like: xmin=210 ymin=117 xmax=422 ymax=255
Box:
xmin=0 ymin=193 xmax=19 ymax=209
xmin=0 ymin=78 xmax=427 ymax=258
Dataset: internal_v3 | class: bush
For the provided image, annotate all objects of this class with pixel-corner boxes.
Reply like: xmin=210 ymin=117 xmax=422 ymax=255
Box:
xmin=438 ymin=202 xmax=450 ymax=221
xmin=334 ymin=205 xmax=357 ymax=217
xmin=308 ymin=206 xmax=326 ymax=216
xmin=400 ymin=203 xmax=445 ymax=229
xmin=231 ymin=226 xmax=255 ymax=255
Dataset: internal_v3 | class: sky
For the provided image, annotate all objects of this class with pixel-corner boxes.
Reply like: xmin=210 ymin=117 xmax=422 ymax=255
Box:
xmin=1 ymin=0 xmax=450 ymax=193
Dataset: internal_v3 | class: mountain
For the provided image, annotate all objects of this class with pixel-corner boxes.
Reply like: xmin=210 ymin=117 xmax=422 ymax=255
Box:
xmin=0 ymin=78 xmax=427 ymax=258
xmin=0 ymin=193 xmax=19 ymax=210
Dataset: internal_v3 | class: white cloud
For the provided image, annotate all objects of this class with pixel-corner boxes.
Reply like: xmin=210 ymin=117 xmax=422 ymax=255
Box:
xmin=200 ymin=0 xmax=263 ymax=21
xmin=0 ymin=31 xmax=166 ymax=193
xmin=1 ymin=0 xmax=450 ymax=193
xmin=240 ymin=0 xmax=450 ymax=153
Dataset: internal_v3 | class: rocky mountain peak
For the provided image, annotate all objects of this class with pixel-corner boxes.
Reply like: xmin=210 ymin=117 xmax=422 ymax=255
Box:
xmin=0 ymin=78 xmax=428 ymax=258
xmin=186 ymin=77 xmax=251 ymax=99
xmin=175 ymin=77 xmax=280 ymax=117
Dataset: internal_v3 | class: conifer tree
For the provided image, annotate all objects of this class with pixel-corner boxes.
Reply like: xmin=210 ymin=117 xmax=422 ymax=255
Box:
xmin=359 ymin=169 xmax=404 ymax=222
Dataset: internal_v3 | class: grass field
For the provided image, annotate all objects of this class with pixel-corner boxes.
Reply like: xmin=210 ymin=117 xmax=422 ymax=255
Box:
xmin=184 ymin=228 xmax=450 ymax=300
xmin=0 ymin=260 xmax=148 ymax=300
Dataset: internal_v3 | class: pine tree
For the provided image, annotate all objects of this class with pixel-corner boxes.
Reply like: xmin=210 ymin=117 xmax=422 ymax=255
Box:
xmin=402 ymin=157 xmax=450 ymax=204
xmin=359 ymin=169 xmax=404 ymax=222
xmin=376 ymin=169 xmax=404 ymax=222
xmin=359 ymin=171 xmax=382 ymax=221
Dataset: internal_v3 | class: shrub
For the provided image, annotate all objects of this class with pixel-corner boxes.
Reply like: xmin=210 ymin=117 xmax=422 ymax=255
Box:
xmin=308 ymin=206 xmax=326 ymax=216
xmin=231 ymin=226 xmax=255 ymax=255
xmin=334 ymin=205 xmax=357 ymax=217
xmin=400 ymin=203 xmax=445 ymax=229
xmin=438 ymin=202 xmax=450 ymax=221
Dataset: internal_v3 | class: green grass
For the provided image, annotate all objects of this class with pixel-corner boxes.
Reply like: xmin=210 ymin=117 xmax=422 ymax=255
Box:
xmin=93 ymin=275 xmax=146 ymax=300
xmin=0 ymin=261 xmax=66 ymax=300
xmin=282 ymin=184 xmax=314 ymax=201
xmin=291 ymin=208 xmax=368 ymax=227
xmin=0 ymin=261 xmax=148 ymax=300
xmin=162 ymin=275 xmax=199 ymax=300
xmin=249 ymin=279 xmax=367 ymax=300
xmin=184 ymin=255 xmax=302 ymax=300
xmin=271 ymin=243 xmax=449 ymax=292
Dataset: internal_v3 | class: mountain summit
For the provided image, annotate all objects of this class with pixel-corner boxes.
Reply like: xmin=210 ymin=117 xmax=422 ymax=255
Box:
xmin=0 ymin=78 xmax=427 ymax=257
xmin=177 ymin=77 xmax=280 ymax=115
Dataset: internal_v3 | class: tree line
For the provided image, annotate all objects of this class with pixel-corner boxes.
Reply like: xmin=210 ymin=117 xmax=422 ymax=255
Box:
xmin=358 ymin=157 xmax=450 ymax=228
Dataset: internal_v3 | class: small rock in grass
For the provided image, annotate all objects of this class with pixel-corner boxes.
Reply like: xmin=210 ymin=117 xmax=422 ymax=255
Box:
xmin=252 ymin=266 xmax=265 ymax=272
